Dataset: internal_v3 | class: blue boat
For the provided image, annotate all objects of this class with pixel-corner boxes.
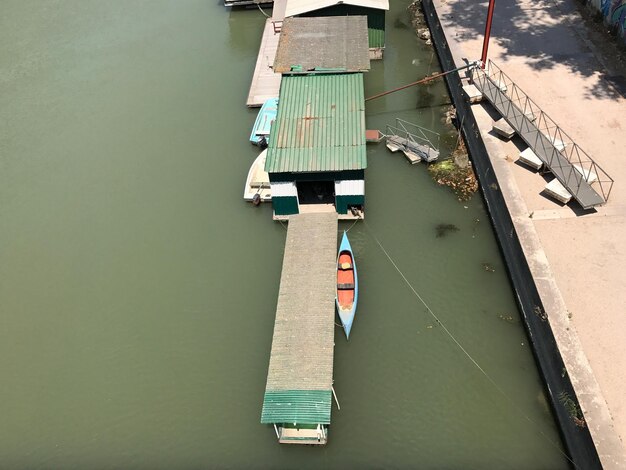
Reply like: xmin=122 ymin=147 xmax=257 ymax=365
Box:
xmin=249 ymin=98 xmax=278 ymax=146
xmin=336 ymin=231 xmax=358 ymax=339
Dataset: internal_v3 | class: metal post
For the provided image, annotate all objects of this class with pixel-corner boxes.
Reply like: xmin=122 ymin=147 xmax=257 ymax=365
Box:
xmin=480 ymin=0 xmax=496 ymax=68
xmin=331 ymin=385 xmax=341 ymax=410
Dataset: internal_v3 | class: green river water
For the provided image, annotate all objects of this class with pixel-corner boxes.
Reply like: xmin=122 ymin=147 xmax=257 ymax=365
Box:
xmin=0 ymin=1 xmax=568 ymax=468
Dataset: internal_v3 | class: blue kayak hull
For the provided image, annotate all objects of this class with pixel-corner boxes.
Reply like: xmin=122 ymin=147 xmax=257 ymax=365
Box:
xmin=336 ymin=231 xmax=358 ymax=339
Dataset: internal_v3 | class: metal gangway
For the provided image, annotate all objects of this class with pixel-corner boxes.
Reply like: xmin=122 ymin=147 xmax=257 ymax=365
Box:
xmin=385 ymin=118 xmax=440 ymax=163
xmin=472 ymin=60 xmax=613 ymax=209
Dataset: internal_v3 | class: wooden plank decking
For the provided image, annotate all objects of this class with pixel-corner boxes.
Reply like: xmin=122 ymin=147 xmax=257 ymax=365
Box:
xmin=264 ymin=212 xmax=338 ymax=392
xmin=246 ymin=0 xmax=286 ymax=107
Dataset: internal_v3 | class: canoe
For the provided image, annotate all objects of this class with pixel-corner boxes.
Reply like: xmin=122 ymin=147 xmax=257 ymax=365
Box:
xmin=336 ymin=231 xmax=358 ymax=339
xmin=249 ymin=98 xmax=278 ymax=146
xmin=243 ymin=149 xmax=271 ymax=204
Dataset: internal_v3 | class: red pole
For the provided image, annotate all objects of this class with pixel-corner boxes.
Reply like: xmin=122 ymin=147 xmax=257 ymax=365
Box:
xmin=480 ymin=0 xmax=496 ymax=69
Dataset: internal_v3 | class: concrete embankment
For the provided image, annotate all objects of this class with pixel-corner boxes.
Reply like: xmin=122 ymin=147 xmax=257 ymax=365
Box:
xmin=421 ymin=0 xmax=626 ymax=467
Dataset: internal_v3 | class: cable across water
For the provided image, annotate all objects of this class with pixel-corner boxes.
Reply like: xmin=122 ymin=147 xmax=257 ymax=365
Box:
xmin=361 ymin=219 xmax=577 ymax=468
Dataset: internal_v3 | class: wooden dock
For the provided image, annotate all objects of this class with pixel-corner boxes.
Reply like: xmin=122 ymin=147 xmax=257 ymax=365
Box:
xmin=261 ymin=212 xmax=338 ymax=444
xmin=246 ymin=0 xmax=286 ymax=107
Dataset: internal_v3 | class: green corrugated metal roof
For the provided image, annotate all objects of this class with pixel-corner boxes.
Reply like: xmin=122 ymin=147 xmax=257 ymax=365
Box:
xmin=261 ymin=390 xmax=332 ymax=424
xmin=265 ymin=73 xmax=367 ymax=173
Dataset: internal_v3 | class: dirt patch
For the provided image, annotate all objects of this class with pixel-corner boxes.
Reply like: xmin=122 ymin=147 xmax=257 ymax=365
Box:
xmin=428 ymin=139 xmax=479 ymax=201
xmin=408 ymin=0 xmax=432 ymax=45
xmin=407 ymin=1 xmax=479 ymax=201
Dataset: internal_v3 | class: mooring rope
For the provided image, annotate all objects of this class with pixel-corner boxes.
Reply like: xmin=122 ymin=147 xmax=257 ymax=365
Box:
xmin=256 ymin=2 xmax=270 ymax=18
xmin=342 ymin=217 xmax=361 ymax=233
xmin=363 ymin=219 xmax=492 ymax=376
xmin=362 ymin=219 xmax=578 ymax=468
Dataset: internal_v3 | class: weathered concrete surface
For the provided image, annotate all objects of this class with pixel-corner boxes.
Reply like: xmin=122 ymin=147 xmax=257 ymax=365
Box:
xmin=431 ymin=0 xmax=626 ymax=467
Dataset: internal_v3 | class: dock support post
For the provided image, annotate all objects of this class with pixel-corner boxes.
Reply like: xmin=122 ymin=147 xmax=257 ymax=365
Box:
xmin=480 ymin=0 xmax=496 ymax=68
xmin=331 ymin=385 xmax=340 ymax=410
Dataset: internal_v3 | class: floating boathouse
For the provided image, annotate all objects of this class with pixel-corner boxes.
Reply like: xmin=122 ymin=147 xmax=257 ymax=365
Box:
xmin=265 ymin=72 xmax=367 ymax=219
xmin=260 ymin=15 xmax=369 ymax=445
xmin=267 ymin=16 xmax=370 ymax=219
xmin=265 ymin=16 xmax=371 ymax=219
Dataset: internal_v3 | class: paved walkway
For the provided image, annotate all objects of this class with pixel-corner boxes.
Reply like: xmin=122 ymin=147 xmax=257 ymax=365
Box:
xmin=433 ymin=0 xmax=626 ymax=467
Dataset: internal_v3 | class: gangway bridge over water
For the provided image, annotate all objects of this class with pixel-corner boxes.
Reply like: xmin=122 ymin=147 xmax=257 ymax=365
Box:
xmin=385 ymin=118 xmax=440 ymax=163
xmin=472 ymin=60 xmax=613 ymax=210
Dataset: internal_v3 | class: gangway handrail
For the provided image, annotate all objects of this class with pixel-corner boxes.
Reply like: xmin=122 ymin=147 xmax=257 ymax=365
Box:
xmin=385 ymin=118 xmax=440 ymax=160
xmin=473 ymin=60 xmax=613 ymax=207
xmin=395 ymin=118 xmax=441 ymax=149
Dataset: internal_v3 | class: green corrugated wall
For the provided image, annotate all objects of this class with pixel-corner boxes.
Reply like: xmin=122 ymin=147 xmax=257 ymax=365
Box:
xmin=272 ymin=196 xmax=299 ymax=216
xmin=335 ymin=194 xmax=365 ymax=214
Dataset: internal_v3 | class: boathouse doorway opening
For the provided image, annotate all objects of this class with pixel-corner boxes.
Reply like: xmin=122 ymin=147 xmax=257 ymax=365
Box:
xmin=296 ymin=181 xmax=335 ymax=206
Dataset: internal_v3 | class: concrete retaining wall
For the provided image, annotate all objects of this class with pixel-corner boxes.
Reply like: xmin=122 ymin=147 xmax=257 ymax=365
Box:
xmin=421 ymin=0 xmax=603 ymax=467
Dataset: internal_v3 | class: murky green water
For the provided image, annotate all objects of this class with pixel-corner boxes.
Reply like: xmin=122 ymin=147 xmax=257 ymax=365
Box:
xmin=0 ymin=1 xmax=567 ymax=468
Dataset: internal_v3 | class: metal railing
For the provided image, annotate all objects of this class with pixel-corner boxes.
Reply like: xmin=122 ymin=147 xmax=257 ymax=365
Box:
xmin=272 ymin=21 xmax=282 ymax=34
xmin=385 ymin=118 xmax=440 ymax=161
xmin=473 ymin=60 xmax=613 ymax=206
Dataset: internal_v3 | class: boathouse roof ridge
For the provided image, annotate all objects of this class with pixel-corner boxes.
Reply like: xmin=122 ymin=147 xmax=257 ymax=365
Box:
xmin=285 ymin=0 xmax=389 ymax=17
xmin=265 ymin=73 xmax=367 ymax=174
xmin=274 ymin=16 xmax=370 ymax=74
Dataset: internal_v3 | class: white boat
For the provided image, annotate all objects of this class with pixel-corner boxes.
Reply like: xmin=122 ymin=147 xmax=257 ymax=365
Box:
xmin=243 ymin=150 xmax=271 ymax=204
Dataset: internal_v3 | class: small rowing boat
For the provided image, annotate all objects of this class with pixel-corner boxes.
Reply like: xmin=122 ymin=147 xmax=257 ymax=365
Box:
xmin=336 ymin=231 xmax=358 ymax=339
xmin=249 ymin=98 xmax=278 ymax=147
xmin=243 ymin=150 xmax=271 ymax=204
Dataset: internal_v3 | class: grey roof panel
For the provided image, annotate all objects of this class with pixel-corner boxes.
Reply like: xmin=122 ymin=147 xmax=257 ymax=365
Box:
xmin=274 ymin=16 xmax=370 ymax=74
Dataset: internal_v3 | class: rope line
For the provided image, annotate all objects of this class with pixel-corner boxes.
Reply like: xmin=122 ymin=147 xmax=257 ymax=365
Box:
xmin=362 ymin=219 xmax=576 ymax=468
xmin=256 ymin=2 xmax=270 ymax=18
xmin=342 ymin=218 xmax=360 ymax=233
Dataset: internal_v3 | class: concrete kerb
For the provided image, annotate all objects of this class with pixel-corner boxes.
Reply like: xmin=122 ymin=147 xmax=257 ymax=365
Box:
xmin=425 ymin=0 xmax=626 ymax=468
xmin=482 ymin=110 xmax=625 ymax=470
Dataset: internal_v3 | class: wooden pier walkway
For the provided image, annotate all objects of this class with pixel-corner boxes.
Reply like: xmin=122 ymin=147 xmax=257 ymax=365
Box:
xmin=246 ymin=0 xmax=286 ymax=107
xmin=261 ymin=212 xmax=338 ymax=444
